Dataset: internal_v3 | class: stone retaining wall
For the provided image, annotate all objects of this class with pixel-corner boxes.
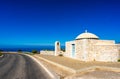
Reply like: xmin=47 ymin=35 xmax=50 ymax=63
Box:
xmin=40 ymin=50 xmax=55 ymax=55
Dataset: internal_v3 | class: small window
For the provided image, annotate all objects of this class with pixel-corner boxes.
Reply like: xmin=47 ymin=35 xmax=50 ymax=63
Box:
xmin=57 ymin=42 xmax=59 ymax=45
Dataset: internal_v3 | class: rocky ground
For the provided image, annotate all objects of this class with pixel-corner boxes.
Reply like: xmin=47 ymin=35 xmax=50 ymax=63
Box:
xmin=65 ymin=70 xmax=120 ymax=79
xmin=33 ymin=54 xmax=120 ymax=79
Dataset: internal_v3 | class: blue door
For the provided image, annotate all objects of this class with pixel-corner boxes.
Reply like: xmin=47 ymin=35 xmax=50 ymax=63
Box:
xmin=72 ymin=44 xmax=75 ymax=57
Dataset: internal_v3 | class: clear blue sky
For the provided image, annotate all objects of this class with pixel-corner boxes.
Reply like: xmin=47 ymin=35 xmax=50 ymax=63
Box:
xmin=0 ymin=0 xmax=120 ymax=46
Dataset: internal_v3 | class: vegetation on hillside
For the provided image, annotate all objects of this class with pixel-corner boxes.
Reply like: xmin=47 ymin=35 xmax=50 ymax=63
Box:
xmin=118 ymin=59 xmax=120 ymax=62
xmin=0 ymin=52 xmax=2 ymax=56
xmin=61 ymin=48 xmax=65 ymax=52
xmin=58 ymin=52 xmax=63 ymax=56
xmin=32 ymin=50 xmax=39 ymax=54
xmin=0 ymin=50 xmax=3 ymax=56
xmin=18 ymin=49 xmax=22 ymax=53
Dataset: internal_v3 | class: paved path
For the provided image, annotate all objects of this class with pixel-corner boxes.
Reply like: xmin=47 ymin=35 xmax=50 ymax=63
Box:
xmin=0 ymin=54 xmax=51 ymax=79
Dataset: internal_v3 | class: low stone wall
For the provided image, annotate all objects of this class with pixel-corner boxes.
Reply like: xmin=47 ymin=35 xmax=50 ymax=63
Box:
xmin=40 ymin=50 xmax=55 ymax=55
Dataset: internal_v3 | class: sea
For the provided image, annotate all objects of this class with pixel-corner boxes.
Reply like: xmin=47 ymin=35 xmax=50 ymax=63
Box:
xmin=0 ymin=45 xmax=65 ymax=52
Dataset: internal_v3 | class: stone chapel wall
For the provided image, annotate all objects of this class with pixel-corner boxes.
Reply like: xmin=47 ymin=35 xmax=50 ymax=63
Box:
xmin=94 ymin=45 xmax=119 ymax=62
xmin=65 ymin=41 xmax=75 ymax=57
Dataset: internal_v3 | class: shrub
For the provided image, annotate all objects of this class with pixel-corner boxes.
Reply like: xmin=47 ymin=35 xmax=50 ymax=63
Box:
xmin=0 ymin=49 xmax=3 ymax=56
xmin=118 ymin=59 xmax=120 ymax=62
xmin=18 ymin=49 xmax=22 ymax=53
xmin=0 ymin=52 xmax=3 ymax=56
xmin=58 ymin=54 xmax=63 ymax=56
xmin=58 ymin=53 xmax=63 ymax=56
xmin=61 ymin=49 xmax=65 ymax=52
xmin=32 ymin=50 xmax=38 ymax=54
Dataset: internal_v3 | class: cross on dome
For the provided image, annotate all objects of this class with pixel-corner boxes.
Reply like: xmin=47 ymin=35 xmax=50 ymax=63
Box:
xmin=76 ymin=30 xmax=99 ymax=40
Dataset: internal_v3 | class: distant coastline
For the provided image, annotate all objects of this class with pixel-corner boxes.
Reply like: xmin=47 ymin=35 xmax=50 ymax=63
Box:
xmin=0 ymin=45 xmax=65 ymax=52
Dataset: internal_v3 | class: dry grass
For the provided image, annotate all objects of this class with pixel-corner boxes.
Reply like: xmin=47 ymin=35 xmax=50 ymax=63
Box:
xmin=34 ymin=54 xmax=120 ymax=70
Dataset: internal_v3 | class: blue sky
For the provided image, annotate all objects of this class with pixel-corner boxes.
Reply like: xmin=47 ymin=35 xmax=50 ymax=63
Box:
xmin=0 ymin=0 xmax=120 ymax=46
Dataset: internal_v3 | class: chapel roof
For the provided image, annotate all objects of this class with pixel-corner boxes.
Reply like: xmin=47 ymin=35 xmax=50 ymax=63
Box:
xmin=76 ymin=30 xmax=99 ymax=40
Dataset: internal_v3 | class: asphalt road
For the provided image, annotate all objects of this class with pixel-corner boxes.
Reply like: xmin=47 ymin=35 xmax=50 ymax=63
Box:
xmin=0 ymin=54 xmax=52 ymax=79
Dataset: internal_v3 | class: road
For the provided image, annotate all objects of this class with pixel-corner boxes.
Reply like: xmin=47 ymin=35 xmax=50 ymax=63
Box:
xmin=0 ymin=53 xmax=52 ymax=79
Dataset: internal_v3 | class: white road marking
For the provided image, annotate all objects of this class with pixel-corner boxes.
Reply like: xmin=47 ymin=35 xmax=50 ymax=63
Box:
xmin=25 ymin=54 xmax=57 ymax=79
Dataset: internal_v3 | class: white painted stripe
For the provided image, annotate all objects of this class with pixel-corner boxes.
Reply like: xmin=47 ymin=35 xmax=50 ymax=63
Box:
xmin=0 ymin=55 xmax=3 ymax=57
xmin=25 ymin=54 xmax=57 ymax=79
